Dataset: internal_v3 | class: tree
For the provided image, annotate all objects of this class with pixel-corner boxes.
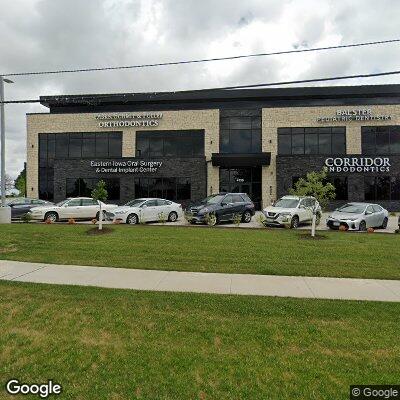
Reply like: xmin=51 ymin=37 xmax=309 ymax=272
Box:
xmin=289 ymin=168 xmax=336 ymax=237
xmin=91 ymin=180 xmax=108 ymax=230
xmin=14 ymin=164 xmax=26 ymax=197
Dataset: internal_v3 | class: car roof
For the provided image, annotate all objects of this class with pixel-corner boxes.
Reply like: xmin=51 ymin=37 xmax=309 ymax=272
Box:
xmin=280 ymin=195 xmax=314 ymax=200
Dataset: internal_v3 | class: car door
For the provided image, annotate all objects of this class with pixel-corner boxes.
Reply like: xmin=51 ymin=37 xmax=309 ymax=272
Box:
xmin=231 ymin=194 xmax=245 ymax=217
xmin=62 ymin=199 xmax=83 ymax=219
xmin=141 ymin=199 xmax=158 ymax=222
xmin=298 ymin=199 xmax=312 ymax=222
xmin=219 ymin=194 xmax=235 ymax=221
xmin=81 ymin=198 xmax=99 ymax=219
xmin=364 ymin=205 xmax=375 ymax=228
xmin=10 ymin=199 xmax=31 ymax=218
xmin=372 ymin=205 xmax=385 ymax=227
xmin=156 ymin=199 xmax=171 ymax=220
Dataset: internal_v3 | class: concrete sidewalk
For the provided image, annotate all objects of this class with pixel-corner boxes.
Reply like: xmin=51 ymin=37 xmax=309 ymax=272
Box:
xmin=1 ymin=260 xmax=400 ymax=302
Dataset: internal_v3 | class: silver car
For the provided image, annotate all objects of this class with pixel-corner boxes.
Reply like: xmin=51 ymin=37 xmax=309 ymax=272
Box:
xmin=327 ymin=202 xmax=389 ymax=231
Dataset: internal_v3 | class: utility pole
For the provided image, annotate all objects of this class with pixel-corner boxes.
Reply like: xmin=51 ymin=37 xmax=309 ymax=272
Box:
xmin=0 ymin=75 xmax=13 ymax=223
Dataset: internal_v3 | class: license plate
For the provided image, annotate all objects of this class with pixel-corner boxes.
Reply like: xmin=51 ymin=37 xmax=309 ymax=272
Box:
xmin=333 ymin=221 xmax=340 ymax=227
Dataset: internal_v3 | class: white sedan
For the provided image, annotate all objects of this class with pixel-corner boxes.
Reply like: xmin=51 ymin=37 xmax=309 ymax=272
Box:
xmin=106 ymin=198 xmax=183 ymax=224
xmin=28 ymin=197 xmax=118 ymax=222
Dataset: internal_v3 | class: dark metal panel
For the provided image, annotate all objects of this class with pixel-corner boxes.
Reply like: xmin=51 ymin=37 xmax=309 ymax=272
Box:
xmin=211 ymin=152 xmax=271 ymax=167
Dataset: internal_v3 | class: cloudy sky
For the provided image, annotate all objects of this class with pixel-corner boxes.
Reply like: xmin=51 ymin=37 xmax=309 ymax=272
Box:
xmin=1 ymin=0 xmax=400 ymax=179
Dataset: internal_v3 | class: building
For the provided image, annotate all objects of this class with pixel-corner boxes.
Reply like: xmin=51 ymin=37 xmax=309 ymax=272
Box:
xmin=26 ymin=84 xmax=400 ymax=210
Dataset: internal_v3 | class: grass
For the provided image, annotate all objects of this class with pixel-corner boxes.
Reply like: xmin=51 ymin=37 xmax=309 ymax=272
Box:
xmin=1 ymin=281 xmax=399 ymax=399
xmin=0 ymin=224 xmax=399 ymax=279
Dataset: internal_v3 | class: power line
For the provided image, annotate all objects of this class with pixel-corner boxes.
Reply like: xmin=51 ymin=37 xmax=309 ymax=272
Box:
xmin=2 ymin=69 xmax=400 ymax=104
xmin=2 ymin=38 xmax=400 ymax=78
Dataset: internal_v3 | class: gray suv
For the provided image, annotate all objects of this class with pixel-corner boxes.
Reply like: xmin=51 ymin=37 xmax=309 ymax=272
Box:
xmin=187 ymin=193 xmax=255 ymax=225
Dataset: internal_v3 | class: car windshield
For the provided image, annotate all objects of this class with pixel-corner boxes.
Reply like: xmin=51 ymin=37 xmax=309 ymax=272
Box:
xmin=56 ymin=200 xmax=69 ymax=207
xmin=125 ymin=199 xmax=145 ymax=207
xmin=337 ymin=204 xmax=366 ymax=214
xmin=203 ymin=195 xmax=225 ymax=204
xmin=274 ymin=198 xmax=299 ymax=208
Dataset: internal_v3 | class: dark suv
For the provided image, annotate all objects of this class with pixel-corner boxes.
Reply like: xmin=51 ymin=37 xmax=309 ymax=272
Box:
xmin=187 ymin=193 xmax=255 ymax=225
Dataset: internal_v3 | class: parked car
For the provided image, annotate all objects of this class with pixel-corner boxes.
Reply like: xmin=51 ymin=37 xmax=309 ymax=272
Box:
xmin=326 ymin=202 xmax=389 ymax=231
xmin=262 ymin=195 xmax=322 ymax=229
xmin=28 ymin=197 xmax=118 ymax=222
xmin=187 ymin=193 xmax=255 ymax=225
xmin=106 ymin=198 xmax=183 ymax=224
xmin=7 ymin=198 xmax=53 ymax=219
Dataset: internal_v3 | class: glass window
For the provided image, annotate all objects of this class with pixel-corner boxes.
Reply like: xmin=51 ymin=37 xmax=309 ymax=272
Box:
xmin=376 ymin=128 xmax=390 ymax=154
xmin=328 ymin=177 xmax=348 ymax=200
xmin=304 ymin=133 xmax=318 ymax=154
xmin=95 ymin=133 xmax=109 ymax=157
xmin=56 ymin=134 xmax=69 ymax=158
xmin=219 ymin=112 xmax=261 ymax=154
xmin=292 ymin=133 xmax=304 ymax=155
xmin=145 ymin=200 xmax=158 ymax=207
xmin=278 ymin=134 xmax=291 ymax=155
xmin=69 ymin=133 xmax=82 ymax=158
xmin=66 ymin=199 xmax=82 ymax=207
xmin=278 ymin=127 xmax=345 ymax=155
xmin=391 ymin=126 xmax=400 ymax=154
xmin=177 ymin=178 xmax=191 ymax=200
xmin=82 ymin=136 xmax=96 ymax=158
xmin=82 ymin=199 xmax=97 ymax=206
xmin=108 ymin=132 xmax=122 ymax=157
xmin=318 ymin=133 xmax=331 ymax=154
xmin=232 ymin=194 xmax=244 ymax=203
xmin=391 ymin=177 xmax=400 ymax=200
xmin=149 ymin=137 xmax=163 ymax=157
xmin=364 ymin=176 xmax=393 ymax=201
xmin=136 ymin=136 xmax=149 ymax=157
xmin=376 ymin=176 xmax=391 ymax=200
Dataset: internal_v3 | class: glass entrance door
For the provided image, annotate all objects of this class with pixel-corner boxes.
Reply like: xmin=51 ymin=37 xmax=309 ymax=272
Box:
xmin=219 ymin=167 xmax=262 ymax=209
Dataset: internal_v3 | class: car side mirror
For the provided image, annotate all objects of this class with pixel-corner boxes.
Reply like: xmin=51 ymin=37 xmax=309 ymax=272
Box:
xmin=365 ymin=210 xmax=372 ymax=215
xmin=221 ymin=202 xmax=227 ymax=207
xmin=141 ymin=204 xmax=147 ymax=208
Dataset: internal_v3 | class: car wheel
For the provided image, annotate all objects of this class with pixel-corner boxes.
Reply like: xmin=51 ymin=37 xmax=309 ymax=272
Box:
xmin=241 ymin=210 xmax=252 ymax=223
xmin=290 ymin=216 xmax=299 ymax=229
xmin=168 ymin=211 xmax=178 ymax=222
xmin=207 ymin=213 xmax=218 ymax=226
xmin=380 ymin=217 xmax=388 ymax=229
xmin=359 ymin=220 xmax=367 ymax=231
xmin=45 ymin=212 xmax=58 ymax=223
xmin=126 ymin=213 xmax=139 ymax=225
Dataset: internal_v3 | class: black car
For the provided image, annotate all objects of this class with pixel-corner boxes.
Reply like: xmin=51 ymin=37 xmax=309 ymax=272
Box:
xmin=187 ymin=193 xmax=255 ymax=225
xmin=8 ymin=198 xmax=53 ymax=219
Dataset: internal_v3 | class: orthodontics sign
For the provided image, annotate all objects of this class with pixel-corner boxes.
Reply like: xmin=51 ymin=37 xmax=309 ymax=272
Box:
xmin=325 ymin=157 xmax=391 ymax=173
xmin=95 ymin=112 xmax=163 ymax=128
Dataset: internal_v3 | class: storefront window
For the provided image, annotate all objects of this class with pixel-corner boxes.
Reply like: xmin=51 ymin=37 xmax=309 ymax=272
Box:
xmin=219 ymin=112 xmax=261 ymax=154
xmin=362 ymin=126 xmax=400 ymax=154
xmin=364 ymin=176 xmax=400 ymax=201
xmin=66 ymin=178 xmax=120 ymax=200
xmin=136 ymin=131 xmax=204 ymax=157
xmin=278 ymin=127 xmax=346 ymax=155
xmin=134 ymin=177 xmax=191 ymax=201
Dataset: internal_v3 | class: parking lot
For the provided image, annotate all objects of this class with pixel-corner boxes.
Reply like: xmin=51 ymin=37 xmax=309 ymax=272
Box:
xmin=24 ymin=211 xmax=398 ymax=233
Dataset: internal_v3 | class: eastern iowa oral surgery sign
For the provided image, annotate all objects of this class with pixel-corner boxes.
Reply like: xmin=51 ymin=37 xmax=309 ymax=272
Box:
xmin=90 ymin=160 xmax=163 ymax=174
xmin=95 ymin=112 xmax=163 ymax=128
xmin=325 ymin=157 xmax=391 ymax=173
xmin=317 ymin=109 xmax=391 ymax=123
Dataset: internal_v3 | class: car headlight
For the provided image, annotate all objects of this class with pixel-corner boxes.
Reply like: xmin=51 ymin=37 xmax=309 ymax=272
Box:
xmin=199 ymin=207 xmax=210 ymax=214
xmin=280 ymin=212 xmax=292 ymax=217
xmin=114 ymin=210 xmax=126 ymax=215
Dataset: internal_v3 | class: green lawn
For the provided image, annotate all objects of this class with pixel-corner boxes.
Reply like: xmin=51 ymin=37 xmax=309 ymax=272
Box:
xmin=1 ymin=281 xmax=399 ymax=400
xmin=0 ymin=224 xmax=399 ymax=279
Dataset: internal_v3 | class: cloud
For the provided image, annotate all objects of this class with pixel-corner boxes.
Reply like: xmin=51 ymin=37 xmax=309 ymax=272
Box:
xmin=1 ymin=0 xmax=400 ymax=179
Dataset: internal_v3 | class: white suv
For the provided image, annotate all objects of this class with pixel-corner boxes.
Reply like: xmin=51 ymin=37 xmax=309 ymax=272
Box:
xmin=262 ymin=195 xmax=322 ymax=229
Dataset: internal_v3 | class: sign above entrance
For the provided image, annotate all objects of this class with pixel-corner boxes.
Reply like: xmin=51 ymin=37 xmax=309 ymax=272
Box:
xmin=90 ymin=159 xmax=163 ymax=174
xmin=316 ymin=109 xmax=391 ymax=123
xmin=95 ymin=112 xmax=163 ymax=128
xmin=325 ymin=157 xmax=391 ymax=173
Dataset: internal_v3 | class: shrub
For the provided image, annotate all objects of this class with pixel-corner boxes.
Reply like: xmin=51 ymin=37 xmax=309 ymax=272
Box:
xmin=45 ymin=218 xmax=53 ymax=224
xmin=68 ymin=218 xmax=76 ymax=225
xmin=339 ymin=225 xmax=347 ymax=232
xmin=184 ymin=211 xmax=194 ymax=224
xmin=157 ymin=212 xmax=167 ymax=224
xmin=21 ymin=213 xmax=32 ymax=223
xmin=257 ymin=213 xmax=267 ymax=227
xmin=232 ymin=213 xmax=242 ymax=227
xmin=367 ymin=227 xmax=374 ymax=234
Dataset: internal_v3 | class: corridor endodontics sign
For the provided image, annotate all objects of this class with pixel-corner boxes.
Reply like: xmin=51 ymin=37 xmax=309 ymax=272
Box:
xmin=95 ymin=112 xmax=163 ymax=128
xmin=325 ymin=157 xmax=391 ymax=173
xmin=90 ymin=160 xmax=163 ymax=174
